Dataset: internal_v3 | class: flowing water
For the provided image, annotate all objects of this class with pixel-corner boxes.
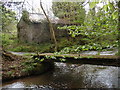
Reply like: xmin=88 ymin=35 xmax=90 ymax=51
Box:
xmin=9 ymin=48 xmax=118 ymax=56
xmin=2 ymin=63 xmax=119 ymax=89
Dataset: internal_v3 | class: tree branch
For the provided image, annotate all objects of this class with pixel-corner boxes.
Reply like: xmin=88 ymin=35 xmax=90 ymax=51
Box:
xmin=40 ymin=0 xmax=57 ymax=52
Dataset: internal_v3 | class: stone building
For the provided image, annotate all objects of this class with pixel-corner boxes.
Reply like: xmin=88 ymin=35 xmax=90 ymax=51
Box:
xmin=17 ymin=12 xmax=69 ymax=44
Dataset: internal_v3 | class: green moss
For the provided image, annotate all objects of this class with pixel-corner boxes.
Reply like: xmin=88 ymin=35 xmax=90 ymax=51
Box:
xmin=21 ymin=57 xmax=54 ymax=75
xmin=6 ymin=71 xmax=14 ymax=76
xmin=23 ymin=53 xmax=35 ymax=56
xmin=10 ymin=65 xmax=17 ymax=69
xmin=22 ymin=10 xmax=30 ymax=23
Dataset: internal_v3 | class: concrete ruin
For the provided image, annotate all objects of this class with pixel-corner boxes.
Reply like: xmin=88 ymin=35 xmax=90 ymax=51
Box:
xmin=17 ymin=12 xmax=68 ymax=44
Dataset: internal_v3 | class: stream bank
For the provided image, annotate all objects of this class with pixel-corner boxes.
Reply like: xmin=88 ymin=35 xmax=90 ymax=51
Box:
xmin=2 ymin=48 xmax=119 ymax=82
xmin=2 ymin=63 xmax=119 ymax=89
xmin=2 ymin=49 xmax=54 ymax=82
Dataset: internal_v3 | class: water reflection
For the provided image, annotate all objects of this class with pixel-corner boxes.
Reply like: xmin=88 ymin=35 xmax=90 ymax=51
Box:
xmin=2 ymin=63 xmax=119 ymax=89
xmin=3 ymin=82 xmax=25 ymax=88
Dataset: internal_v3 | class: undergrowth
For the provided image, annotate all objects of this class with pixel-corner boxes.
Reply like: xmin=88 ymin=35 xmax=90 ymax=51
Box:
xmin=2 ymin=33 xmax=54 ymax=52
xmin=1 ymin=32 xmax=118 ymax=54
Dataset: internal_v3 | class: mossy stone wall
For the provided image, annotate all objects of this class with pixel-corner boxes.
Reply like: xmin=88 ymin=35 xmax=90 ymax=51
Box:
xmin=17 ymin=15 xmax=68 ymax=44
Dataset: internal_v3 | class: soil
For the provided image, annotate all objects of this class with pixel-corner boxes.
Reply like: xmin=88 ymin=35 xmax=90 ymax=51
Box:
xmin=1 ymin=47 xmax=54 ymax=82
xmin=1 ymin=47 xmax=29 ymax=82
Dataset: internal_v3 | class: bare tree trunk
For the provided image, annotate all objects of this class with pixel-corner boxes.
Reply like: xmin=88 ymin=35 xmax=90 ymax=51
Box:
xmin=118 ymin=2 xmax=120 ymax=23
xmin=40 ymin=0 xmax=57 ymax=52
xmin=118 ymin=1 xmax=120 ymax=56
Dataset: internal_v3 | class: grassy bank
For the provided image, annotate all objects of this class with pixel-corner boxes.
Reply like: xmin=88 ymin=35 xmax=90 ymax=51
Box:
xmin=1 ymin=32 xmax=118 ymax=54
xmin=1 ymin=32 xmax=78 ymax=53
xmin=2 ymin=33 xmax=54 ymax=52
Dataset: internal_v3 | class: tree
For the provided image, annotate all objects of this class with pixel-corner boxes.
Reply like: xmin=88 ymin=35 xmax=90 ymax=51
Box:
xmin=57 ymin=1 xmax=118 ymax=52
xmin=1 ymin=3 xmax=17 ymax=32
xmin=52 ymin=2 xmax=85 ymax=24
xmin=40 ymin=1 xmax=58 ymax=52
xmin=118 ymin=1 xmax=120 ymax=55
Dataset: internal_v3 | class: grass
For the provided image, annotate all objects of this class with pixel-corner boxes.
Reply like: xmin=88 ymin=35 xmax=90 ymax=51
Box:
xmin=23 ymin=53 xmax=36 ymax=56
xmin=9 ymin=43 xmax=54 ymax=52
xmin=2 ymin=33 xmax=75 ymax=53
xmin=2 ymin=32 xmax=118 ymax=53
xmin=2 ymin=32 xmax=55 ymax=52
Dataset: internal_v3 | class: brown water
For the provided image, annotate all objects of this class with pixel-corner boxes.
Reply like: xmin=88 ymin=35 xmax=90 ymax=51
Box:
xmin=2 ymin=63 xmax=119 ymax=89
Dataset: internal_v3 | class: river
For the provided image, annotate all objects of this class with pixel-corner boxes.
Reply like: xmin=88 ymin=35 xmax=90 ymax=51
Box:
xmin=2 ymin=62 xmax=119 ymax=89
xmin=9 ymin=48 xmax=118 ymax=56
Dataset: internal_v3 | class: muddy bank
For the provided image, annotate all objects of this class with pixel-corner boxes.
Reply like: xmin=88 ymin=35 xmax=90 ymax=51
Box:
xmin=2 ymin=49 xmax=54 ymax=82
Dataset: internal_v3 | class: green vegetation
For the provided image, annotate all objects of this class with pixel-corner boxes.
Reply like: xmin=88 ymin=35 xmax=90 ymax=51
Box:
xmin=21 ymin=58 xmax=36 ymax=73
xmin=2 ymin=35 xmax=53 ymax=52
xmin=1 ymin=5 xmax=17 ymax=32
xmin=2 ymin=1 xmax=119 ymax=82
xmin=6 ymin=71 xmax=14 ymax=76
xmin=21 ymin=57 xmax=54 ymax=75
xmin=1 ymin=23 xmax=53 ymax=52
xmin=22 ymin=10 xmax=30 ymax=22
xmin=2 ymin=32 xmax=75 ymax=52
xmin=52 ymin=2 xmax=85 ymax=24
xmin=1 ymin=8 xmax=53 ymax=52
xmin=56 ymin=2 xmax=118 ymax=54
xmin=9 ymin=43 xmax=53 ymax=52
xmin=1 ymin=1 xmax=119 ymax=55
